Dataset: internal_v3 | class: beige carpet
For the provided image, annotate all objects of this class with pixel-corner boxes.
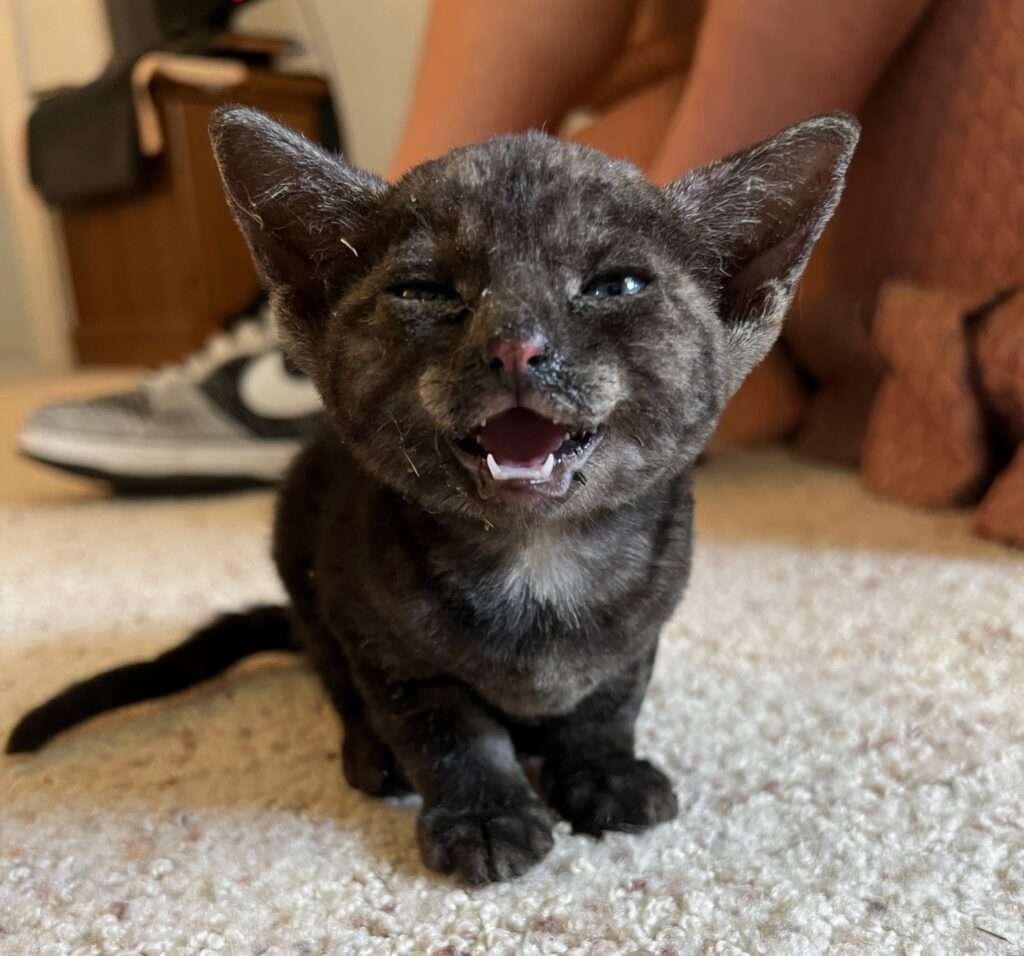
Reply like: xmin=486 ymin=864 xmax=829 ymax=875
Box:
xmin=1 ymin=374 xmax=1022 ymax=955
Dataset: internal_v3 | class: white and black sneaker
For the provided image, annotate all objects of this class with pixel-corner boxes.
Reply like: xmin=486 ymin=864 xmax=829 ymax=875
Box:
xmin=19 ymin=302 xmax=324 ymax=492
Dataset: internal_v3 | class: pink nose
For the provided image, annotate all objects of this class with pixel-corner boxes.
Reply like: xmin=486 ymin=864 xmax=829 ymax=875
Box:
xmin=486 ymin=336 xmax=547 ymax=377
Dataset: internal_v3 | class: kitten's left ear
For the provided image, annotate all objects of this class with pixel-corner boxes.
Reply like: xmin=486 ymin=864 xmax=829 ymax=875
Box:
xmin=210 ymin=107 xmax=389 ymax=365
xmin=667 ymin=113 xmax=859 ymax=393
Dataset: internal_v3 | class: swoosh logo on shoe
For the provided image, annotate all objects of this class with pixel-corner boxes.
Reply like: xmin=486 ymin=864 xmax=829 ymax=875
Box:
xmin=238 ymin=352 xmax=322 ymax=419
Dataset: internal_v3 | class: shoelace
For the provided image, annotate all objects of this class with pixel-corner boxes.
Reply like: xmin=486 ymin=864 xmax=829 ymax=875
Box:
xmin=142 ymin=315 xmax=276 ymax=401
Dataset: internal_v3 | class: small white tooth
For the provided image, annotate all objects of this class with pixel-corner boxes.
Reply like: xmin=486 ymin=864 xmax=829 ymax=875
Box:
xmin=485 ymin=453 xmax=555 ymax=483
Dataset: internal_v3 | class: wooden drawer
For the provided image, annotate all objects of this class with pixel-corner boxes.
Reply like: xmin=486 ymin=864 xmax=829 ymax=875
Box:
xmin=62 ymin=69 xmax=332 ymax=366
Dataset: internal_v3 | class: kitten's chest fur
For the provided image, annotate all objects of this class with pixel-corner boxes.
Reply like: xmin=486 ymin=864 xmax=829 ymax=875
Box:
xmin=465 ymin=523 xmax=685 ymax=712
xmin=472 ymin=524 xmax=616 ymax=627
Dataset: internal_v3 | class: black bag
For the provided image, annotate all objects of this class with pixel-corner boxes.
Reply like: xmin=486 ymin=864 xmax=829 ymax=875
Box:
xmin=28 ymin=0 xmax=262 ymax=205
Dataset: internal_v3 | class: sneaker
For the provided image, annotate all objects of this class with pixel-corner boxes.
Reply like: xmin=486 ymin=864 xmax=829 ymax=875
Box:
xmin=18 ymin=301 xmax=324 ymax=492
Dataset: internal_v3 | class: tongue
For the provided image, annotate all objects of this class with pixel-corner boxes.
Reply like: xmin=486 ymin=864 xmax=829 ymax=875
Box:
xmin=478 ymin=408 xmax=565 ymax=467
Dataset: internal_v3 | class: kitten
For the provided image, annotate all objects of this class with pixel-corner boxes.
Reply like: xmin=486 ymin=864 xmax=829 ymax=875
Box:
xmin=8 ymin=108 xmax=858 ymax=883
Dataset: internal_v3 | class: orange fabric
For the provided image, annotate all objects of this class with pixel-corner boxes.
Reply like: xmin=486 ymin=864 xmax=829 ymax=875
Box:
xmin=977 ymin=448 xmax=1024 ymax=545
xmin=791 ymin=0 xmax=1024 ymax=463
xmin=861 ymin=282 xmax=990 ymax=508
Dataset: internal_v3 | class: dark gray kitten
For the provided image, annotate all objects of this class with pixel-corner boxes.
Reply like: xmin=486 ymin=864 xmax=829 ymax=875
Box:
xmin=8 ymin=108 xmax=858 ymax=883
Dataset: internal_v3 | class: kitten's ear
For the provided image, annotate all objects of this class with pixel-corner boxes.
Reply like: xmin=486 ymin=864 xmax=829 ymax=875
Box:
xmin=210 ymin=107 xmax=389 ymax=358
xmin=667 ymin=113 xmax=859 ymax=391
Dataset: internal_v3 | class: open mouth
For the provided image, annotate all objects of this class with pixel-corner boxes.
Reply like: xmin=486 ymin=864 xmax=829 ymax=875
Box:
xmin=451 ymin=407 xmax=600 ymax=494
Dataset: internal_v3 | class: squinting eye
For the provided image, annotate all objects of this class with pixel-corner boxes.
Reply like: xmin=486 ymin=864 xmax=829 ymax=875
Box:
xmin=581 ymin=273 xmax=648 ymax=298
xmin=388 ymin=280 xmax=460 ymax=302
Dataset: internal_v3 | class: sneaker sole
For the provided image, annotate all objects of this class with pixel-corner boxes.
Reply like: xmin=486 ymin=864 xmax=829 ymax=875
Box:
xmin=19 ymin=428 xmax=302 ymax=490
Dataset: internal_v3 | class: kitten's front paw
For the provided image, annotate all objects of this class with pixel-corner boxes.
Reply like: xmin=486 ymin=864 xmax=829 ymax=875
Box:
xmin=417 ymin=798 xmax=555 ymax=884
xmin=544 ymin=756 xmax=678 ymax=836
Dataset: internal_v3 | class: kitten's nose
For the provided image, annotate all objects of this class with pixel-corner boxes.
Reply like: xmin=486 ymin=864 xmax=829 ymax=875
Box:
xmin=485 ymin=336 xmax=548 ymax=383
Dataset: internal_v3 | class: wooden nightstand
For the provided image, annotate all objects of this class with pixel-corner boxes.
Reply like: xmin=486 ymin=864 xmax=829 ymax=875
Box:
xmin=61 ymin=69 xmax=333 ymax=366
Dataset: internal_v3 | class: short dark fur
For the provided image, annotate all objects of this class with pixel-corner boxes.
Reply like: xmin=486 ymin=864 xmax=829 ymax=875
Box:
xmin=8 ymin=110 xmax=858 ymax=883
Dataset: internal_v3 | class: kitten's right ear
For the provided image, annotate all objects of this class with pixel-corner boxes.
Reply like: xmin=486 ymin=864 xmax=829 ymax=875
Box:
xmin=209 ymin=106 xmax=389 ymax=309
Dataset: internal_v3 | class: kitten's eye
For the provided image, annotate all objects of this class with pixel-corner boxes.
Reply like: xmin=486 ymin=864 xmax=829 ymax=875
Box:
xmin=388 ymin=280 xmax=460 ymax=302
xmin=581 ymin=273 xmax=648 ymax=298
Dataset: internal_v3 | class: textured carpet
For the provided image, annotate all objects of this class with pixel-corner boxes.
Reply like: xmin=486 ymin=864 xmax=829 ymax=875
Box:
xmin=1 ymin=377 xmax=1022 ymax=955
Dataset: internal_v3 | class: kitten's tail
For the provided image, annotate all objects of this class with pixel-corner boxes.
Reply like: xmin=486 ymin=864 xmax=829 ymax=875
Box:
xmin=6 ymin=604 xmax=296 ymax=754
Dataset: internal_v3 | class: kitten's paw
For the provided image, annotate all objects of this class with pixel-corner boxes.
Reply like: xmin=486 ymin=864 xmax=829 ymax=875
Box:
xmin=417 ymin=798 xmax=555 ymax=884
xmin=545 ymin=756 xmax=678 ymax=836
xmin=342 ymin=726 xmax=411 ymax=797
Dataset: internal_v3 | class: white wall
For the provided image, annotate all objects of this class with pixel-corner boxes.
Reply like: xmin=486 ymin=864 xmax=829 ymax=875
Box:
xmin=0 ymin=174 xmax=33 ymax=372
xmin=0 ymin=1 xmax=78 ymax=373
xmin=15 ymin=0 xmax=111 ymax=93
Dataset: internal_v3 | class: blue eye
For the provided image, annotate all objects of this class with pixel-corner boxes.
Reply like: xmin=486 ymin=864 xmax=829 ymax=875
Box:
xmin=389 ymin=280 xmax=460 ymax=302
xmin=581 ymin=273 xmax=648 ymax=298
